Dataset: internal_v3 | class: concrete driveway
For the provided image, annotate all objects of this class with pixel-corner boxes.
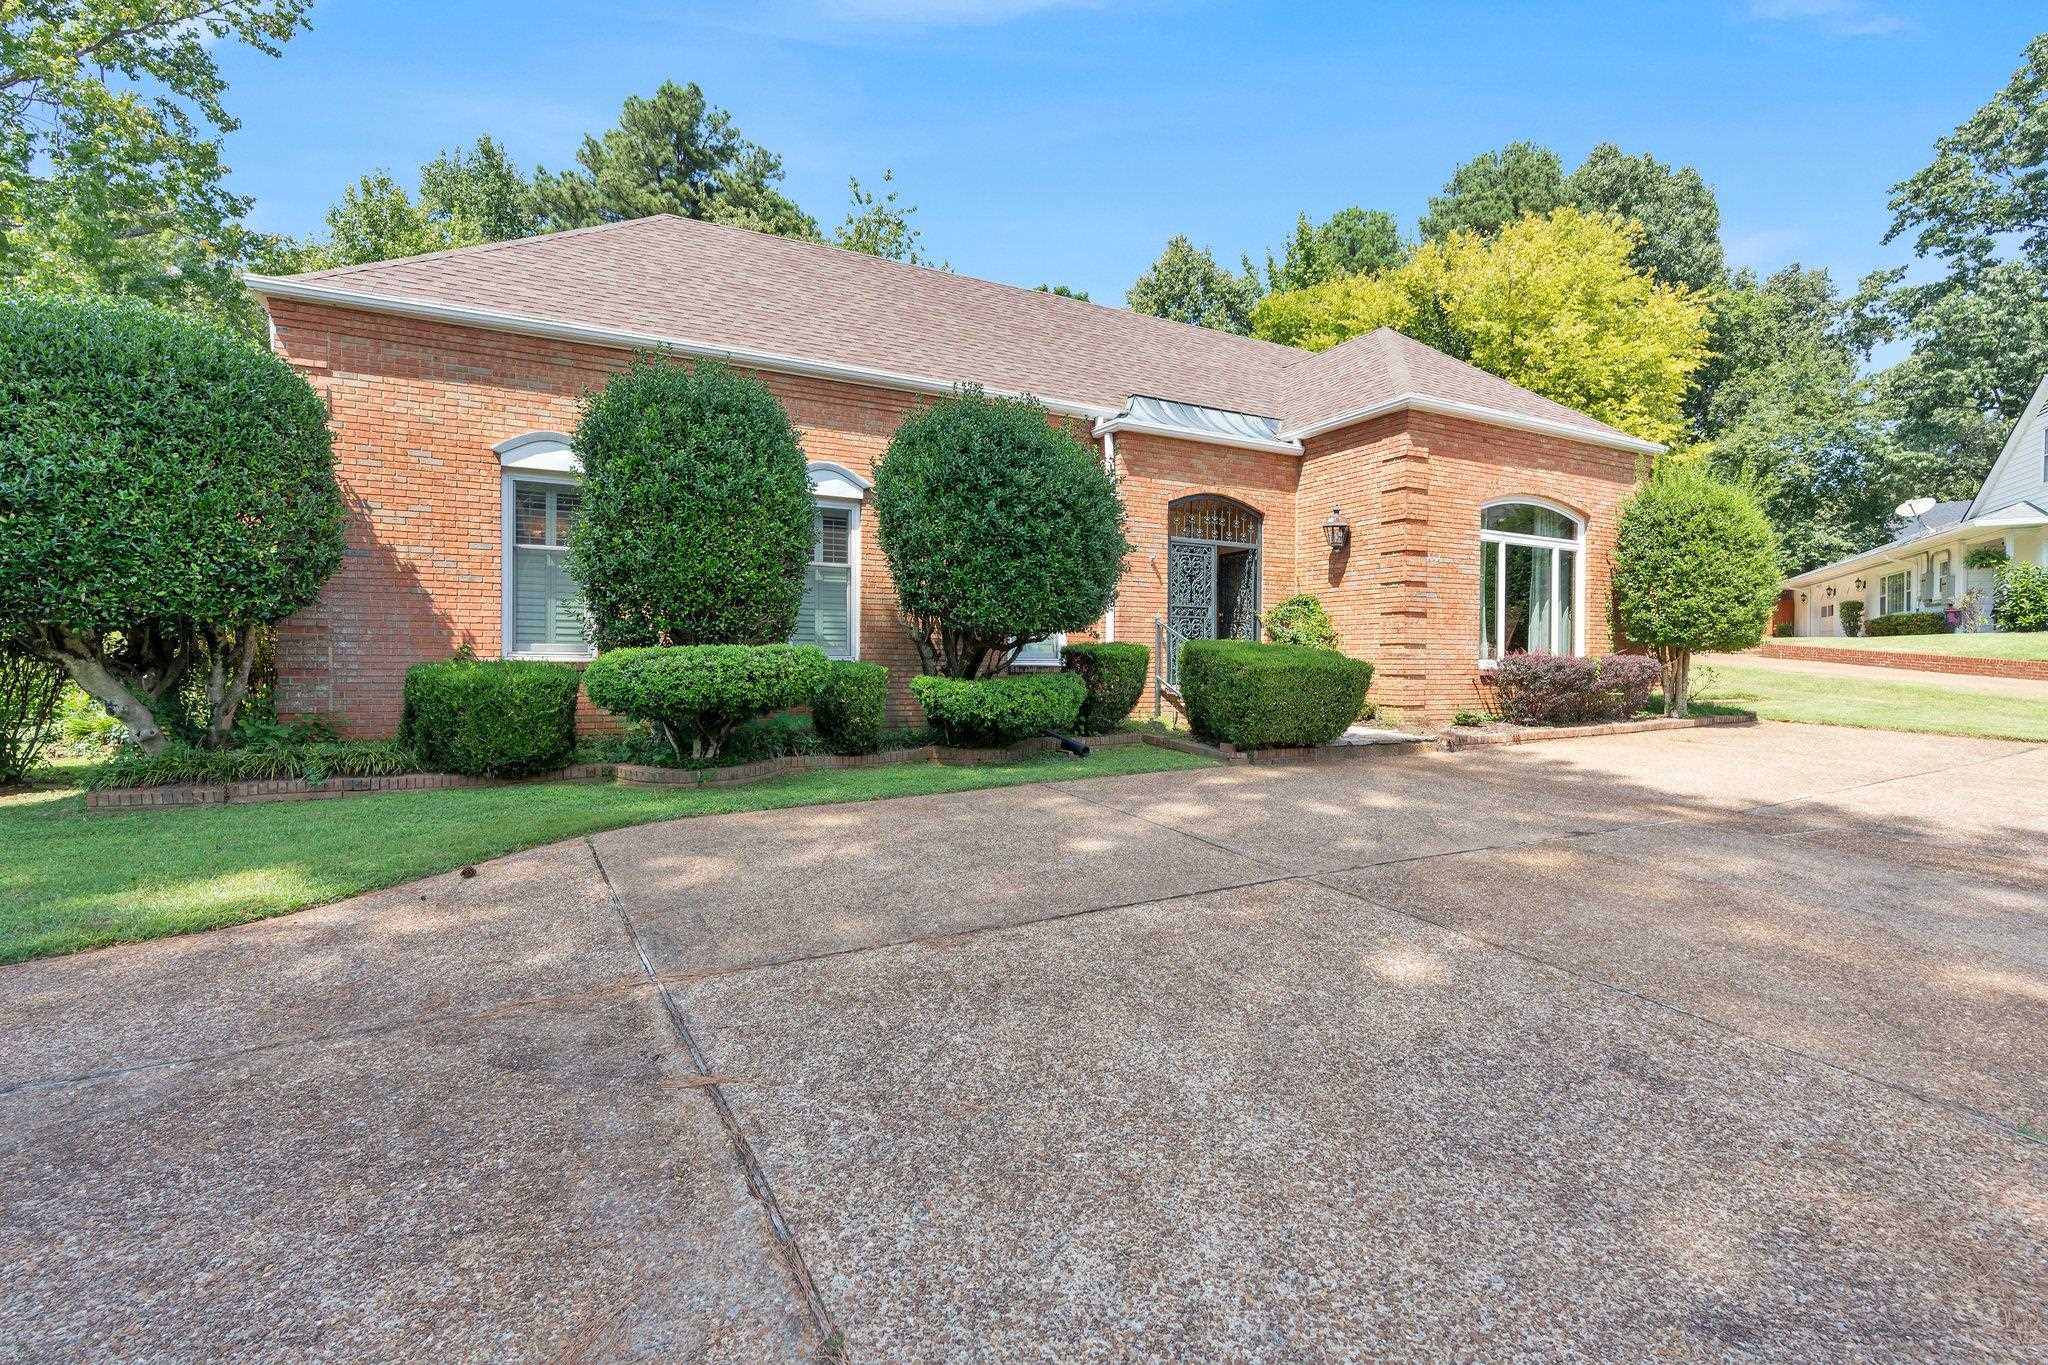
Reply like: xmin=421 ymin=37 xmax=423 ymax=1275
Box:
xmin=4 ymin=723 xmax=2044 ymax=1360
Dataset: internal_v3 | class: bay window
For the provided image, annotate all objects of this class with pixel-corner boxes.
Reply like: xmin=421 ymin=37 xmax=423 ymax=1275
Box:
xmin=1479 ymin=500 xmax=1583 ymax=662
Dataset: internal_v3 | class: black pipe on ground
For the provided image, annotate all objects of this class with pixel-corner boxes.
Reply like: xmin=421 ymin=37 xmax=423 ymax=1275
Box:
xmin=1046 ymin=732 xmax=1090 ymax=757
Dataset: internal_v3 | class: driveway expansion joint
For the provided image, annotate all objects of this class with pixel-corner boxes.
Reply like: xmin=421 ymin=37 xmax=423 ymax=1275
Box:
xmin=582 ymin=836 xmax=843 ymax=1355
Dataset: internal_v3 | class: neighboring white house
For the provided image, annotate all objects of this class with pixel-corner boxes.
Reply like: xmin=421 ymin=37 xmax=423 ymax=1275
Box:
xmin=1782 ymin=375 xmax=2048 ymax=637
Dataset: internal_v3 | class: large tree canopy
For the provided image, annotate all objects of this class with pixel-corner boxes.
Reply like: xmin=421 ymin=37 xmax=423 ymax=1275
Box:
xmin=532 ymin=81 xmax=817 ymax=239
xmin=835 ymin=169 xmax=941 ymax=266
xmin=1696 ymin=267 xmax=1902 ymax=573
xmin=1255 ymin=207 xmax=1405 ymax=291
xmin=1254 ymin=208 xmax=1709 ymax=445
xmin=1564 ymin=143 xmax=1725 ymax=293
xmin=1417 ymin=141 xmax=1567 ymax=242
xmin=1857 ymin=33 xmax=2048 ymax=491
xmin=1125 ymin=235 xmax=1260 ymax=335
xmin=0 ymin=0 xmax=313 ymax=332
xmin=0 ymin=296 xmax=344 ymax=752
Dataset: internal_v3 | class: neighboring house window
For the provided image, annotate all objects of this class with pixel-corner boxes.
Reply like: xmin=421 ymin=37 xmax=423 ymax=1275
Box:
xmin=496 ymin=432 xmax=593 ymax=660
xmin=791 ymin=462 xmax=870 ymax=662
xmin=1479 ymin=500 xmax=1583 ymax=661
xmin=1880 ymin=571 xmax=1911 ymax=616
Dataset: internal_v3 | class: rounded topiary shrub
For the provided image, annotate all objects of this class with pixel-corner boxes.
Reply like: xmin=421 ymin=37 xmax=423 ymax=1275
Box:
xmin=584 ymin=644 xmax=827 ymax=760
xmin=0 ymin=297 xmax=344 ymax=753
xmin=1613 ymin=462 xmax=1780 ymax=716
xmin=1060 ymin=642 xmax=1149 ymax=734
xmin=876 ymin=390 xmax=1130 ymax=678
xmin=570 ymin=358 xmax=814 ymax=649
xmin=1179 ymin=640 xmax=1373 ymax=749
xmin=812 ymin=660 xmax=887 ymax=755
xmin=399 ymin=659 xmax=581 ymax=776
xmin=910 ymin=672 xmax=1086 ymax=747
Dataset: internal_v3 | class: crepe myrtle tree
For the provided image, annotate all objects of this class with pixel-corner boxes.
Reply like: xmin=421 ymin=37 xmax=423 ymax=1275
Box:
xmin=1613 ymin=460 xmax=1781 ymax=717
xmin=0 ymin=297 xmax=345 ymax=754
xmin=569 ymin=357 xmax=815 ymax=648
xmin=875 ymin=390 xmax=1131 ymax=679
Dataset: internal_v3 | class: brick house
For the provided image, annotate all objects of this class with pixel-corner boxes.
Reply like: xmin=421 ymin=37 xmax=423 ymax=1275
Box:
xmin=244 ymin=215 xmax=1661 ymax=732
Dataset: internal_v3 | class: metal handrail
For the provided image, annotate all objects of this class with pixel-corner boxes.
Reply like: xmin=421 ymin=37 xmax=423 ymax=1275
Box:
xmin=1153 ymin=616 xmax=1190 ymax=715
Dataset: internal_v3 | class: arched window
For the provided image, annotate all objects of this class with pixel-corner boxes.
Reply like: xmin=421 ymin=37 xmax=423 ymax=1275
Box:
xmin=1479 ymin=499 xmax=1583 ymax=662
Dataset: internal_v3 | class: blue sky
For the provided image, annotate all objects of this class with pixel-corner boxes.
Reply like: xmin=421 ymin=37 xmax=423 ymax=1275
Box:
xmin=217 ymin=1 xmax=2041 ymax=306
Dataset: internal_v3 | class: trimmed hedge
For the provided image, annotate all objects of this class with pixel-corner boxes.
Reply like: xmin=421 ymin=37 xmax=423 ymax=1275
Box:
xmin=1180 ymin=640 xmax=1372 ymax=749
xmin=1864 ymin=610 xmax=1953 ymax=638
xmin=1061 ymin=642 xmax=1149 ymax=734
xmin=1492 ymin=652 xmax=1662 ymax=725
xmin=813 ymin=661 xmax=887 ymax=755
xmin=568 ymin=359 xmax=813 ymax=649
xmin=910 ymin=672 xmax=1085 ymax=746
xmin=583 ymin=644 xmax=827 ymax=759
xmin=1838 ymin=600 xmax=1864 ymax=637
xmin=400 ymin=659 xmax=582 ymax=776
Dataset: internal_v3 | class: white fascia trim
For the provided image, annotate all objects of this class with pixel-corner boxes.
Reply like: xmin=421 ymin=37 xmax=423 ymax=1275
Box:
xmin=1090 ymin=415 xmax=1302 ymax=456
xmin=245 ymin=274 xmax=1123 ymax=423
xmin=1278 ymin=393 xmax=1665 ymax=457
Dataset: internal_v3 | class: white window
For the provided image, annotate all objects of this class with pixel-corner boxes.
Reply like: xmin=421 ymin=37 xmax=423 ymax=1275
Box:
xmin=791 ymin=462 xmax=869 ymax=661
xmin=1013 ymin=635 xmax=1066 ymax=668
xmin=1479 ymin=500 xmax=1583 ymax=663
xmin=1880 ymin=571 xmax=1911 ymax=616
xmin=505 ymin=478 xmax=592 ymax=658
xmin=793 ymin=505 xmax=857 ymax=660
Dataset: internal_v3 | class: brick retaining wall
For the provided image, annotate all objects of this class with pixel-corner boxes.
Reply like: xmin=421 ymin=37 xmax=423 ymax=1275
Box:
xmin=1759 ymin=643 xmax=2048 ymax=681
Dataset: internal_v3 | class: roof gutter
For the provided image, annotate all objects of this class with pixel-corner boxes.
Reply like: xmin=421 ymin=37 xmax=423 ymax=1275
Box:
xmin=1780 ymin=526 xmax=1975 ymax=588
xmin=242 ymin=274 xmax=1125 ymax=423
xmin=1090 ymin=414 xmax=1303 ymax=456
xmin=1277 ymin=394 xmax=1665 ymax=457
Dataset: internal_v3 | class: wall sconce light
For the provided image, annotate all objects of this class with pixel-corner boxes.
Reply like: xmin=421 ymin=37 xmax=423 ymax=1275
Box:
xmin=1799 ymin=591 xmax=1808 ymax=602
xmin=1854 ymin=578 xmax=1866 ymax=590
xmin=1322 ymin=506 xmax=1349 ymax=551
xmin=1825 ymin=586 xmax=1836 ymax=598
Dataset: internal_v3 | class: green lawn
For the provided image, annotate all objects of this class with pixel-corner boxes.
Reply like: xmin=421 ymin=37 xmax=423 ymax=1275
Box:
xmin=1693 ymin=660 xmax=2048 ymax=743
xmin=1770 ymin=631 xmax=2048 ymax=661
xmin=0 ymin=742 xmax=1211 ymax=965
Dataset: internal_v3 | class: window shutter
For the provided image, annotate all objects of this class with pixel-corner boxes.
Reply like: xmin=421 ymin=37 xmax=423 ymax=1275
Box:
xmin=796 ymin=564 xmax=852 ymax=658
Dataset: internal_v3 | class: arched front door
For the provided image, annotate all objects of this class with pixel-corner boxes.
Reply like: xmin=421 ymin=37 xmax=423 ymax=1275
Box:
xmin=1165 ymin=494 xmax=1262 ymax=686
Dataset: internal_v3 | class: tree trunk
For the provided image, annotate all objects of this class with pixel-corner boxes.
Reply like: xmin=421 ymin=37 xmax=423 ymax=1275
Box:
xmin=47 ymin=643 xmax=169 ymax=755
xmin=202 ymin=627 xmax=262 ymax=749
xmin=1660 ymin=647 xmax=1691 ymax=718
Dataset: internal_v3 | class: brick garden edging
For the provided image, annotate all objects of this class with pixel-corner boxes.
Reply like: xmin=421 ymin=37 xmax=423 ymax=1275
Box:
xmin=84 ymin=733 xmax=1149 ymax=811
xmin=1439 ymin=712 xmax=1756 ymax=752
xmin=1758 ymin=642 xmax=2048 ymax=681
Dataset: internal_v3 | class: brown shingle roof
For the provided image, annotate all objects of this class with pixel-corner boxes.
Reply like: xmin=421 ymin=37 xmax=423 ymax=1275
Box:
xmin=255 ymin=214 xmax=1645 ymax=447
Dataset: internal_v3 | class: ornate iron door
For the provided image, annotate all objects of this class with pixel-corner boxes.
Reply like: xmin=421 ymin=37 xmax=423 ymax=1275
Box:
xmin=1168 ymin=541 xmax=1215 ymax=640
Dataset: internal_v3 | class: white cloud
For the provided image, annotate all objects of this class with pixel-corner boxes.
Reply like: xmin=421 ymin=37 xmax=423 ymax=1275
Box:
xmin=1744 ymin=1 xmax=1912 ymax=38
xmin=813 ymin=0 xmax=1105 ymax=22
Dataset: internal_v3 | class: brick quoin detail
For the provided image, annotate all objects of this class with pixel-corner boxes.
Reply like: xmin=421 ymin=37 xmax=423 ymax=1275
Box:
xmin=267 ymin=299 xmax=1641 ymax=732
